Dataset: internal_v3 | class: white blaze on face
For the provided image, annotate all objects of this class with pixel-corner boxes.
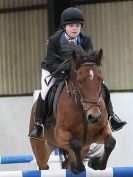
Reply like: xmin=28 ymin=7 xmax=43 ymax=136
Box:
xmin=89 ymin=70 xmax=94 ymax=80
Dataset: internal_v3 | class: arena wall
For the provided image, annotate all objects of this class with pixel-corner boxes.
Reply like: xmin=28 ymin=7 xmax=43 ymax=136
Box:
xmin=0 ymin=92 xmax=132 ymax=168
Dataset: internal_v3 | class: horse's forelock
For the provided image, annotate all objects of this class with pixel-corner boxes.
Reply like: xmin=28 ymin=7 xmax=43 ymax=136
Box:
xmin=61 ymin=43 xmax=102 ymax=66
xmin=61 ymin=43 xmax=85 ymax=59
xmin=86 ymin=50 xmax=102 ymax=66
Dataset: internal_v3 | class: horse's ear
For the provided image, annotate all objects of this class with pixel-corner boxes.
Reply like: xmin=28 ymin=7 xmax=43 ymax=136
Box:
xmin=72 ymin=50 xmax=80 ymax=67
xmin=97 ymin=48 xmax=103 ymax=65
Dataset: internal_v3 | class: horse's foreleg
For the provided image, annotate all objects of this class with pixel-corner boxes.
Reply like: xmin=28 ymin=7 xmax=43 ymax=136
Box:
xmin=88 ymin=135 xmax=116 ymax=170
xmin=55 ymin=126 xmax=75 ymax=169
xmin=81 ymin=146 xmax=90 ymax=160
xmin=30 ymin=139 xmax=55 ymax=170
xmin=99 ymin=135 xmax=116 ymax=169
xmin=55 ymin=127 xmax=85 ymax=173
xmin=69 ymin=137 xmax=85 ymax=174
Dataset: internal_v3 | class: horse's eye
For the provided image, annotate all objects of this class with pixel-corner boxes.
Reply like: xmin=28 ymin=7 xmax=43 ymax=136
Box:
xmin=98 ymin=77 xmax=101 ymax=81
xmin=78 ymin=77 xmax=86 ymax=84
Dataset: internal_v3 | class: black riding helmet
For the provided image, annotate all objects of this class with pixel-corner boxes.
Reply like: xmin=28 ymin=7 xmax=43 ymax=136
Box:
xmin=61 ymin=7 xmax=84 ymax=28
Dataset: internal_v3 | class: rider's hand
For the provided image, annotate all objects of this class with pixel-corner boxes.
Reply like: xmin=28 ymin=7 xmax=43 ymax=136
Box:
xmin=61 ymin=63 xmax=71 ymax=72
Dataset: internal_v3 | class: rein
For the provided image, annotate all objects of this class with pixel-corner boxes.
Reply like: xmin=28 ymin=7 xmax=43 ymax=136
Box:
xmin=44 ymin=59 xmax=71 ymax=86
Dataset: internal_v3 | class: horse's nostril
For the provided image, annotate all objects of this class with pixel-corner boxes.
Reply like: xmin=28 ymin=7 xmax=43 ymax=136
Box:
xmin=87 ymin=115 xmax=93 ymax=122
xmin=87 ymin=113 xmax=101 ymax=123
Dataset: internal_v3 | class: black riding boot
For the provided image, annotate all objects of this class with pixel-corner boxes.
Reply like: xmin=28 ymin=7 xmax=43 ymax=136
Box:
xmin=28 ymin=93 xmax=44 ymax=140
xmin=102 ymin=84 xmax=127 ymax=131
xmin=107 ymin=99 xmax=127 ymax=131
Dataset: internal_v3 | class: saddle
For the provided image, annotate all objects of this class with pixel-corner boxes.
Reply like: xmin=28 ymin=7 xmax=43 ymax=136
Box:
xmin=43 ymin=79 xmax=65 ymax=127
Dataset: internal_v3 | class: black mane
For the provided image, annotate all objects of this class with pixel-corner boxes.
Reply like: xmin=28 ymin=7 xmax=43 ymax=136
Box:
xmin=60 ymin=42 xmax=102 ymax=66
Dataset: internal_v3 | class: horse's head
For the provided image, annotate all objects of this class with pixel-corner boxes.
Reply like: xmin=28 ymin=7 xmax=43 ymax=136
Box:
xmin=60 ymin=43 xmax=103 ymax=123
xmin=71 ymin=48 xmax=103 ymax=123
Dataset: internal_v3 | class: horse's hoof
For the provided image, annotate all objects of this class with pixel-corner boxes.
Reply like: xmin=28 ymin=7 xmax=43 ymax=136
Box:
xmin=70 ymin=162 xmax=85 ymax=174
xmin=88 ymin=157 xmax=101 ymax=170
xmin=39 ymin=164 xmax=49 ymax=170
xmin=70 ymin=162 xmax=79 ymax=174
xmin=62 ymin=161 xmax=68 ymax=169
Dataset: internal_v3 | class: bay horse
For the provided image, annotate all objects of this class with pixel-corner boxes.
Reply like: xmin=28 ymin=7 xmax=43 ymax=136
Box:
xmin=29 ymin=43 xmax=116 ymax=174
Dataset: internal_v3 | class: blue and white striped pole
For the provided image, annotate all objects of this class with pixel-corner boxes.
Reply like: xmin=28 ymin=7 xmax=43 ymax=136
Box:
xmin=0 ymin=167 xmax=133 ymax=177
xmin=0 ymin=149 xmax=59 ymax=164
xmin=0 ymin=154 xmax=33 ymax=164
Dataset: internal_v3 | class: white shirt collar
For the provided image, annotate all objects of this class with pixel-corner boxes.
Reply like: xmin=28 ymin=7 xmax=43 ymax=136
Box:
xmin=65 ymin=33 xmax=77 ymax=43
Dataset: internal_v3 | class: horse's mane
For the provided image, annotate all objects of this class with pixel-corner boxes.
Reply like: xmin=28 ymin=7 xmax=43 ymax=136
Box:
xmin=60 ymin=42 xmax=102 ymax=66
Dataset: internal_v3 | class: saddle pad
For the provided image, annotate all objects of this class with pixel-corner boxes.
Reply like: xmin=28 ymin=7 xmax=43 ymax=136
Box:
xmin=53 ymin=81 xmax=65 ymax=118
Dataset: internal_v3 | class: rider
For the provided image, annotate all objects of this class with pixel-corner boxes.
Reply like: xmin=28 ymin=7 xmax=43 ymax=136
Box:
xmin=29 ymin=7 xmax=127 ymax=140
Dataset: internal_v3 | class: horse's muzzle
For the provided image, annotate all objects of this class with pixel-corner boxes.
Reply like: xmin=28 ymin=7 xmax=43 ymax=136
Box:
xmin=85 ymin=111 xmax=102 ymax=123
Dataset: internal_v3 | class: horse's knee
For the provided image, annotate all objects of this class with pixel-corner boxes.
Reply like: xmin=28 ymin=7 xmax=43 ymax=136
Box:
xmin=69 ymin=137 xmax=83 ymax=151
xmin=54 ymin=127 xmax=73 ymax=147
xmin=104 ymin=136 xmax=116 ymax=150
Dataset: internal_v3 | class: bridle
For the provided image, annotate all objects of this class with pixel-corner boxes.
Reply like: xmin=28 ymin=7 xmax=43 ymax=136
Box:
xmin=68 ymin=62 xmax=102 ymax=112
xmin=68 ymin=61 xmax=102 ymax=145
xmin=65 ymin=61 xmax=103 ymax=145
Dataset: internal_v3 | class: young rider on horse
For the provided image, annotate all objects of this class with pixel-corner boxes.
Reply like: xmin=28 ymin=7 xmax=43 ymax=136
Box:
xmin=29 ymin=7 xmax=127 ymax=140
